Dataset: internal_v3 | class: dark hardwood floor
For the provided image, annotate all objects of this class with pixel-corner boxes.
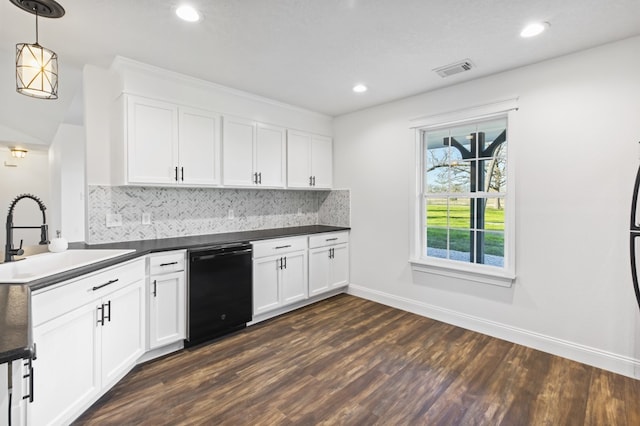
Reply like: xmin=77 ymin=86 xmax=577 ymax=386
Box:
xmin=73 ymin=294 xmax=640 ymax=425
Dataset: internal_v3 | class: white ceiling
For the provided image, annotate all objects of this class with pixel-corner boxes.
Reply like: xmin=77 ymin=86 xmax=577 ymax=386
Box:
xmin=1 ymin=0 xmax=640 ymax=146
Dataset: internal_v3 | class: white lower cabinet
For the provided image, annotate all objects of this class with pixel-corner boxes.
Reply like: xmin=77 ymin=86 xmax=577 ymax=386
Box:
xmin=100 ymin=281 xmax=146 ymax=389
xmin=29 ymin=303 xmax=100 ymax=426
xmin=309 ymin=232 xmax=350 ymax=296
xmin=147 ymin=251 xmax=186 ymax=350
xmin=28 ymin=259 xmax=145 ymax=426
xmin=252 ymin=237 xmax=308 ymax=315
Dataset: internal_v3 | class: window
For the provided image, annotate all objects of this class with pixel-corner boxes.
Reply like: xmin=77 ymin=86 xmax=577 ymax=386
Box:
xmin=424 ymin=118 xmax=507 ymax=266
xmin=410 ymin=100 xmax=516 ymax=286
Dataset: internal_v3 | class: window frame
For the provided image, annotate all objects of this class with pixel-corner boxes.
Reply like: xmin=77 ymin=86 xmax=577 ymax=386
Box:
xmin=409 ymin=99 xmax=517 ymax=287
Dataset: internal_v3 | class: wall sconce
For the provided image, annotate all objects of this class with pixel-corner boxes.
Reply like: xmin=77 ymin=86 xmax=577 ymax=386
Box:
xmin=11 ymin=148 xmax=28 ymax=159
xmin=11 ymin=0 xmax=65 ymax=100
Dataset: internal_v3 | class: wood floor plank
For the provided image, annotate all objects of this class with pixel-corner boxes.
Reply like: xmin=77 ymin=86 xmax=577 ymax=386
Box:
xmin=73 ymin=294 xmax=640 ymax=426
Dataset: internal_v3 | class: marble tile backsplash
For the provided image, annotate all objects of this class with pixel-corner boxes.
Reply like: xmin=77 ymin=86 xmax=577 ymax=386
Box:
xmin=87 ymin=186 xmax=350 ymax=244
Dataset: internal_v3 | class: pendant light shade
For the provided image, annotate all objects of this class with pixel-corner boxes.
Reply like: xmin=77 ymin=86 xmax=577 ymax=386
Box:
xmin=16 ymin=42 xmax=58 ymax=99
xmin=10 ymin=0 xmax=65 ymax=100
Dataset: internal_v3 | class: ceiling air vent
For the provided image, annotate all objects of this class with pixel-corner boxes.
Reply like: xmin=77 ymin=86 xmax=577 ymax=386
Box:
xmin=433 ymin=59 xmax=474 ymax=78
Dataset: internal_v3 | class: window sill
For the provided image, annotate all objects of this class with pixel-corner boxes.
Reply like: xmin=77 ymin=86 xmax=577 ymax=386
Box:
xmin=409 ymin=258 xmax=515 ymax=288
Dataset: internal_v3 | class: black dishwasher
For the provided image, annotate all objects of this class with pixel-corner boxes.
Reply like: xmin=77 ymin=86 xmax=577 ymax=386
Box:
xmin=186 ymin=242 xmax=253 ymax=347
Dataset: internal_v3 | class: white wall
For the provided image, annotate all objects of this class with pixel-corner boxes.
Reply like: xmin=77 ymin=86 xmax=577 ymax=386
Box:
xmin=49 ymin=124 xmax=86 ymax=242
xmin=335 ymin=36 xmax=640 ymax=377
xmin=0 ymin=147 xmax=50 ymax=255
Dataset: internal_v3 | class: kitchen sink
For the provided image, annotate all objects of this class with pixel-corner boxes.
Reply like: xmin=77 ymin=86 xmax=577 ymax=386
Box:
xmin=0 ymin=249 xmax=136 ymax=284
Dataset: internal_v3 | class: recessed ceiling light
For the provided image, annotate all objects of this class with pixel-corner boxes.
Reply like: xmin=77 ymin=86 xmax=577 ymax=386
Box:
xmin=176 ymin=5 xmax=201 ymax=22
xmin=520 ymin=21 xmax=549 ymax=38
xmin=353 ymin=84 xmax=368 ymax=93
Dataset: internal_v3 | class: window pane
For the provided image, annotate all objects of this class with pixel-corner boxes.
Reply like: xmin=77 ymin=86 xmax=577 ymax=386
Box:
xmin=449 ymin=124 xmax=475 ymax=157
xmin=482 ymin=143 xmax=507 ymax=193
xmin=426 ymin=146 xmax=450 ymax=192
xmin=451 ymin=160 xmax=471 ymax=193
xmin=478 ymin=231 xmax=504 ymax=267
xmin=449 ymin=229 xmax=472 ymax=263
xmin=448 ymin=198 xmax=472 ymax=229
xmin=484 ymin=198 xmax=505 ymax=231
xmin=478 ymin=118 xmax=507 ymax=159
xmin=426 ymin=227 xmax=447 ymax=258
xmin=426 ymin=198 xmax=448 ymax=227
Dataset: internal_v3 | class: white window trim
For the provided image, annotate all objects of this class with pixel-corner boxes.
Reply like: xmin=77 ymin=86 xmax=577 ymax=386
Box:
xmin=409 ymin=98 xmax=518 ymax=287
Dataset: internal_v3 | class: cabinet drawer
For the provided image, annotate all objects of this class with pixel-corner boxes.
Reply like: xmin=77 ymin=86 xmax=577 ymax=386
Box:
xmin=148 ymin=251 xmax=186 ymax=275
xmin=252 ymin=237 xmax=307 ymax=258
xmin=309 ymin=231 xmax=349 ymax=249
xmin=32 ymin=258 xmax=145 ymax=326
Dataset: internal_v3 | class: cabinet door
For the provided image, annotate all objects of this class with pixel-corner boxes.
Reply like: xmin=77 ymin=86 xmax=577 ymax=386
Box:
xmin=255 ymin=123 xmax=286 ymax=187
xmin=253 ymin=256 xmax=280 ymax=315
xmin=309 ymin=246 xmax=331 ymax=296
xmin=311 ymin=135 xmax=333 ymax=189
xmin=100 ymin=280 xmax=145 ymax=390
xmin=127 ymin=96 xmax=179 ymax=184
xmin=29 ymin=303 xmax=100 ymax=426
xmin=222 ymin=116 xmax=255 ymax=186
xmin=330 ymin=243 xmax=349 ymax=289
xmin=179 ymin=108 xmax=221 ymax=186
xmin=281 ymin=251 xmax=308 ymax=304
xmin=286 ymin=130 xmax=312 ymax=188
xmin=149 ymin=272 xmax=186 ymax=349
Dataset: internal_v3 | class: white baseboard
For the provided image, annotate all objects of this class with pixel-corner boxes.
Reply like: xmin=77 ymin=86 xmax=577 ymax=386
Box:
xmin=347 ymin=283 xmax=640 ymax=379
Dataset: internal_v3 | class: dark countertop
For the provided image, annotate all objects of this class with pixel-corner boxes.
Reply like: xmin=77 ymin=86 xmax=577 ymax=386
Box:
xmin=0 ymin=225 xmax=349 ymax=363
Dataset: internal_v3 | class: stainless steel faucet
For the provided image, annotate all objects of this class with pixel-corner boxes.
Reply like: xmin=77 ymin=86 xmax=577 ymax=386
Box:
xmin=4 ymin=194 xmax=49 ymax=263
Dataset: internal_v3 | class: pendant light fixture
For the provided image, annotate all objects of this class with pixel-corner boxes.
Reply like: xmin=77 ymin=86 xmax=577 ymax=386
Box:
xmin=11 ymin=0 xmax=65 ymax=100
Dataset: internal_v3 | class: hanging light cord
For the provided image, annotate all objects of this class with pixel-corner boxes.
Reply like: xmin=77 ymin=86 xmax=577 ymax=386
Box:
xmin=34 ymin=7 xmax=39 ymax=45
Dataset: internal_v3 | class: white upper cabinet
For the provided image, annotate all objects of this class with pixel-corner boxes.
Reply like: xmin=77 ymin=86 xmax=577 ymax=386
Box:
xmin=310 ymin=135 xmax=333 ymax=188
xmin=287 ymin=130 xmax=333 ymax=189
xmin=222 ymin=116 xmax=286 ymax=188
xmin=119 ymin=95 xmax=221 ymax=186
xmin=178 ymin=107 xmax=222 ymax=186
xmin=222 ymin=116 xmax=256 ymax=186
xmin=256 ymin=123 xmax=286 ymax=187
xmin=127 ymin=96 xmax=179 ymax=185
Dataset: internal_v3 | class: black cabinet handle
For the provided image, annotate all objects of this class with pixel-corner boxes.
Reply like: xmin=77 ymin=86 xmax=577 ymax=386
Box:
xmin=278 ymin=257 xmax=283 ymax=270
xmin=284 ymin=256 xmax=287 ymax=269
xmin=253 ymin=172 xmax=258 ymax=184
xmin=97 ymin=304 xmax=104 ymax=326
xmin=326 ymin=237 xmax=338 ymax=241
xmin=22 ymin=357 xmax=34 ymax=403
xmin=181 ymin=167 xmax=184 ymax=181
xmin=104 ymin=301 xmax=111 ymax=323
xmin=258 ymin=172 xmax=262 ymax=184
xmin=159 ymin=261 xmax=178 ymax=267
xmin=312 ymin=176 xmax=316 ymax=186
xmin=153 ymin=279 xmax=157 ymax=297
xmin=92 ymin=278 xmax=119 ymax=291
xmin=309 ymin=176 xmax=313 ymax=186
xmin=275 ymin=245 xmax=291 ymax=250
xmin=175 ymin=166 xmax=178 ymax=181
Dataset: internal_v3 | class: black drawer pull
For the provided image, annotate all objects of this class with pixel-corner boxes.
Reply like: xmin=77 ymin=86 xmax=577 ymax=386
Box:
xmin=97 ymin=305 xmax=104 ymax=326
xmin=326 ymin=238 xmax=338 ymax=241
xmin=275 ymin=245 xmax=291 ymax=250
xmin=92 ymin=279 xmax=119 ymax=291
xmin=104 ymin=300 xmax=111 ymax=322
xmin=159 ymin=261 xmax=179 ymax=267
